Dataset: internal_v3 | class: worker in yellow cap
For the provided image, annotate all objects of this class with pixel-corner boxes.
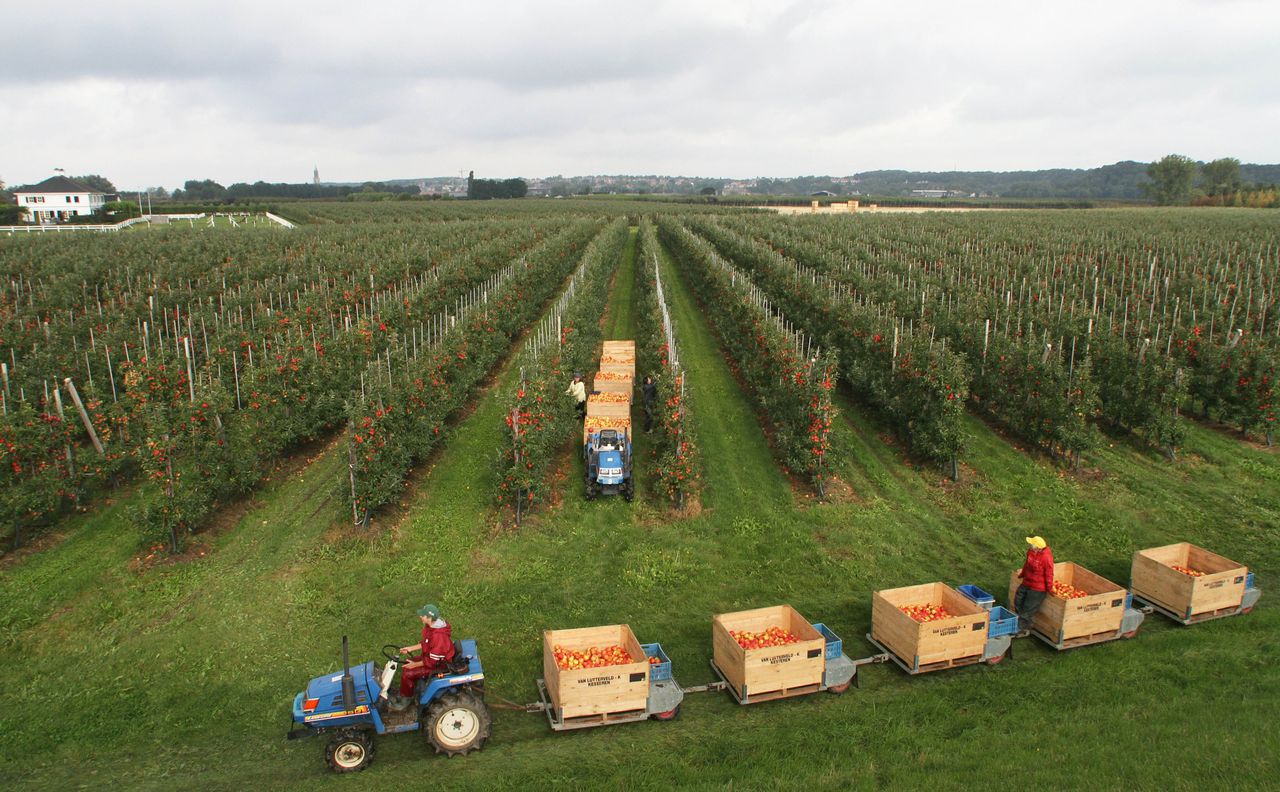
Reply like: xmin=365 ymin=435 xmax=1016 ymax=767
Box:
xmin=1013 ymin=536 xmax=1055 ymax=637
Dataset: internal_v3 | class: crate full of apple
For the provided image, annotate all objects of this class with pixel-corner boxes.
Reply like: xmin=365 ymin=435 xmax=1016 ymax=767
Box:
xmin=712 ymin=605 xmax=825 ymax=699
xmin=1009 ymin=563 xmax=1126 ymax=641
xmin=871 ymin=583 xmax=988 ymax=672
xmin=543 ymin=624 xmax=650 ymax=719
xmin=1130 ymin=542 xmax=1249 ymax=620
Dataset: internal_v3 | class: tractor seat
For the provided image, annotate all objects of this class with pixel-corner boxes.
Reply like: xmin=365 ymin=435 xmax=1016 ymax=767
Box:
xmin=447 ymin=641 xmax=470 ymax=675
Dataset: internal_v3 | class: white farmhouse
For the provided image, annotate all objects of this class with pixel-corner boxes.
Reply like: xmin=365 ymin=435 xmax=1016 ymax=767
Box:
xmin=12 ymin=176 xmax=109 ymax=223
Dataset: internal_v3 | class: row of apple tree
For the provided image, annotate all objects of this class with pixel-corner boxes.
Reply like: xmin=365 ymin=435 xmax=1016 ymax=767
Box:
xmin=493 ymin=219 xmax=628 ymax=518
xmin=713 ymin=211 xmax=1276 ymax=459
xmin=657 ymin=217 xmax=837 ymax=496
xmin=0 ymin=216 xmax=586 ymax=547
xmin=634 ymin=218 xmax=702 ymax=507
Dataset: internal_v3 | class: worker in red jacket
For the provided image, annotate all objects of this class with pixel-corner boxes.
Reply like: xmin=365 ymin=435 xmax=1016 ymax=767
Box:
xmin=398 ymin=603 xmax=456 ymax=699
xmin=1014 ymin=536 xmax=1055 ymax=637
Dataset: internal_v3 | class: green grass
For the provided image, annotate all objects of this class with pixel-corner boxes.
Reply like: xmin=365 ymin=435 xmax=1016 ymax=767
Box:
xmin=1 ymin=229 xmax=1277 ymax=791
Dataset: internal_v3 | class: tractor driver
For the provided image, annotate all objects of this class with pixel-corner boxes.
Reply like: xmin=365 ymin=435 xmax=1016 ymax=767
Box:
xmin=398 ymin=603 xmax=456 ymax=699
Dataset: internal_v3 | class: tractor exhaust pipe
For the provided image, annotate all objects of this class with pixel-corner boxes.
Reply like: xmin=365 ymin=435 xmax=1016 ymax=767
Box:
xmin=341 ymin=635 xmax=356 ymax=711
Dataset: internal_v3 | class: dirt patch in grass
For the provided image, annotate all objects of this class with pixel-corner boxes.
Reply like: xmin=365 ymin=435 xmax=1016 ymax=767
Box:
xmin=1063 ymin=466 xmax=1108 ymax=483
xmin=814 ymin=531 xmax=855 ymax=560
xmin=937 ymin=462 xmax=982 ymax=493
xmin=468 ymin=545 xmax=507 ymax=580
xmin=1 ymin=526 xmax=74 ymax=570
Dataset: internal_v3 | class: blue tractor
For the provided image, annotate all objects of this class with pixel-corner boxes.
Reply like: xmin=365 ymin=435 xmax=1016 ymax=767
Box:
xmin=287 ymin=636 xmax=491 ymax=773
xmin=585 ymin=426 xmax=634 ymax=501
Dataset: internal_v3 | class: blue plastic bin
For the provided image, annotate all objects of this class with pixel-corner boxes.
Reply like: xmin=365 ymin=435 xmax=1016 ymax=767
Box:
xmin=811 ymin=623 xmax=843 ymax=660
xmin=958 ymin=584 xmax=995 ymax=610
xmin=988 ymin=606 xmax=1019 ymax=638
xmin=641 ymin=643 xmax=672 ymax=681
xmin=1246 ymin=572 xmax=1256 ymax=590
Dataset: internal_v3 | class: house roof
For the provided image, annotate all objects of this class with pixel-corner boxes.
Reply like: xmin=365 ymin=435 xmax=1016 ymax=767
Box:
xmin=13 ymin=176 xmax=101 ymax=194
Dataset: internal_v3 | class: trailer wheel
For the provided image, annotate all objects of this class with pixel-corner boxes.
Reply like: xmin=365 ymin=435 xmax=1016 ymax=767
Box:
xmin=424 ymin=689 xmax=491 ymax=757
xmin=651 ymin=704 xmax=681 ymax=721
xmin=325 ymin=729 xmax=373 ymax=773
xmin=826 ymin=682 xmax=851 ymax=694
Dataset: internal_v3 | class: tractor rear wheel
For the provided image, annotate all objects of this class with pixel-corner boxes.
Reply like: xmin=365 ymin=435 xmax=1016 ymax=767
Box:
xmin=325 ymin=729 xmax=373 ymax=773
xmin=424 ymin=688 xmax=491 ymax=757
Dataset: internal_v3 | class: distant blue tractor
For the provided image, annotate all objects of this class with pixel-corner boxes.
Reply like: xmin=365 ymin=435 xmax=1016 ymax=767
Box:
xmin=287 ymin=637 xmax=491 ymax=773
xmin=585 ymin=427 xmax=634 ymax=501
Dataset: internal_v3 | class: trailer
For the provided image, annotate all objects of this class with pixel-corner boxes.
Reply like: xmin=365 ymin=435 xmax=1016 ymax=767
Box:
xmin=584 ymin=341 xmax=635 ymax=501
xmin=1008 ymin=564 xmax=1147 ymax=651
xmin=865 ymin=584 xmax=1017 ymax=673
xmin=1129 ymin=543 xmax=1261 ymax=625
xmin=536 ymin=643 xmax=685 ymax=730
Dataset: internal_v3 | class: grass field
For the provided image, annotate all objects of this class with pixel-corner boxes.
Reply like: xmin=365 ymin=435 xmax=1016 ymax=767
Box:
xmin=1 ymin=217 xmax=1277 ymax=791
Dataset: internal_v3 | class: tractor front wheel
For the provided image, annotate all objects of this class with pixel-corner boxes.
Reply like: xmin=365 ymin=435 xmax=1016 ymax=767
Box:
xmin=585 ymin=478 xmax=598 ymax=501
xmin=424 ymin=689 xmax=491 ymax=758
xmin=325 ymin=729 xmax=373 ymax=773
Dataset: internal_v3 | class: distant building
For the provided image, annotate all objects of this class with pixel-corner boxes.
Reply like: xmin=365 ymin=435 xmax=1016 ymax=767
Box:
xmin=910 ymin=189 xmax=950 ymax=198
xmin=12 ymin=176 xmax=109 ymax=223
xmin=313 ymin=166 xmax=320 ymax=185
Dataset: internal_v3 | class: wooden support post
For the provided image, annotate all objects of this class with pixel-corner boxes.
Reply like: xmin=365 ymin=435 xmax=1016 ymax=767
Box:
xmin=63 ymin=378 xmax=105 ymax=455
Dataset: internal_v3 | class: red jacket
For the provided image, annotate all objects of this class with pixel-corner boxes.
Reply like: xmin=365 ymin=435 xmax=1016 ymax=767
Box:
xmin=1019 ymin=547 xmax=1055 ymax=592
xmin=418 ymin=620 xmax=455 ymax=670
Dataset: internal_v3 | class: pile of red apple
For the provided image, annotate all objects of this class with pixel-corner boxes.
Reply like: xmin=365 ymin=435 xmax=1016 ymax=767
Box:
xmin=1051 ymin=581 xmax=1088 ymax=599
xmin=1171 ymin=564 xmax=1205 ymax=577
xmin=552 ymin=644 xmax=634 ymax=670
xmin=729 ymin=626 xmax=800 ymax=649
xmin=900 ymin=604 xmax=952 ymax=622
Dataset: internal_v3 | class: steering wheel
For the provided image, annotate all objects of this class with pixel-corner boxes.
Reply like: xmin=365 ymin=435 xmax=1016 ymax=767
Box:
xmin=382 ymin=644 xmax=407 ymax=663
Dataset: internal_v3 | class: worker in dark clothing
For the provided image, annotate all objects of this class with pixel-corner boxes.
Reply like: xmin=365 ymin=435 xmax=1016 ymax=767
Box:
xmin=641 ymin=375 xmax=658 ymax=432
xmin=397 ymin=603 xmax=456 ymax=700
xmin=1013 ymin=536 xmax=1055 ymax=637
xmin=566 ymin=373 xmax=587 ymax=419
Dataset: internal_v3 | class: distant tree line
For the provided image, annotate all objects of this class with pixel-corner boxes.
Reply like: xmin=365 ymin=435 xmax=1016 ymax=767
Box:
xmin=1145 ymin=155 xmax=1278 ymax=207
xmin=466 ymin=171 xmax=528 ymax=200
xmin=170 ymin=179 xmax=418 ymax=201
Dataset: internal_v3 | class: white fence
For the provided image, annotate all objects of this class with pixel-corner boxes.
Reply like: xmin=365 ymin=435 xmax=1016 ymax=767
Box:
xmin=2 ymin=212 xmax=294 ymax=235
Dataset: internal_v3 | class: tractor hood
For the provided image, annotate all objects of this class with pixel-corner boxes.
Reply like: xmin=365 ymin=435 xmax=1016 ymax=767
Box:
xmin=292 ymin=660 xmax=380 ymax=724
xmin=596 ymin=449 xmax=624 ymax=484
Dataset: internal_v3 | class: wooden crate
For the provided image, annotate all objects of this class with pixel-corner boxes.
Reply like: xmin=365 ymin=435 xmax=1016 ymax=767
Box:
xmin=712 ymin=606 xmax=824 ymax=699
xmin=593 ymin=373 xmax=633 ymax=394
xmin=543 ymin=624 xmax=649 ymax=720
xmin=1131 ymin=543 xmax=1248 ymax=620
xmin=872 ymin=583 xmax=988 ymax=671
xmin=1008 ymin=562 xmax=1126 ymax=642
xmin=584 ymin=400 xmax=631 ymax=444
xmin=600 ymin=361 xmax=635 ymax=378
xmin=602 ymin=340 xmax=635 ymax=356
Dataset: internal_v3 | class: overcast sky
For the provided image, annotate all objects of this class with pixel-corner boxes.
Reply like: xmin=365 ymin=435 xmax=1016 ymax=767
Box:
xmin=4 ymin=0 xmax=1278 ymax=189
